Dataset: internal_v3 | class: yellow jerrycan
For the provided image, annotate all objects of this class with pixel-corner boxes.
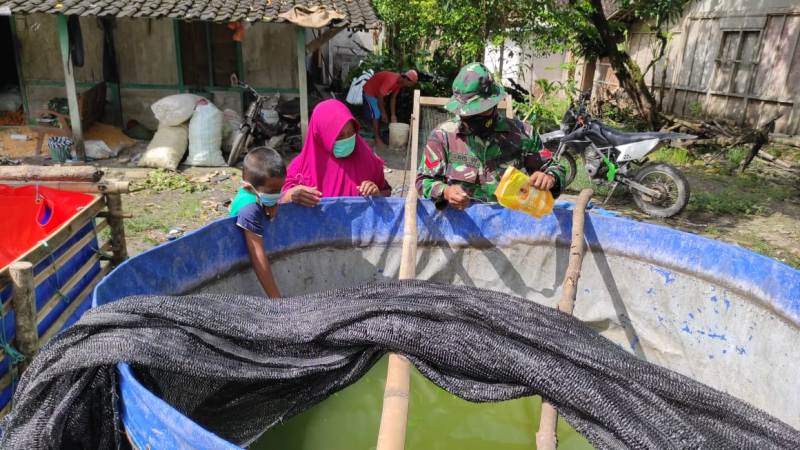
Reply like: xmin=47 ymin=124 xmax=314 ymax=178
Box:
xmin=494 ymin=166 xmax=554 ymax=218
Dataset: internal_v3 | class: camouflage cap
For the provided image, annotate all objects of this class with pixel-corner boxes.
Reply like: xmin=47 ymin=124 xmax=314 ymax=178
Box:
xmin=445 ymin=62 xmax=506 ymax=117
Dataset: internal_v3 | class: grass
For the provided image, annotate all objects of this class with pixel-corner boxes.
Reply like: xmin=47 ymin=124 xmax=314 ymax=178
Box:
xmin=649 ymin=147 xmax=696 ymax=166
xmin=687 ymin=172 xmax=796 ymax=216
xmin=733 ymin=233 xmax=800 ymax=269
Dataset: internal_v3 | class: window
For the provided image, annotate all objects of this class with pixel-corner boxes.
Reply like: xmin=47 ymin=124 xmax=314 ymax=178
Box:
xmin=713 ymin=30 xmax=760 ymax=94
xmin=179 ymin=22 xmax=239 ymax=87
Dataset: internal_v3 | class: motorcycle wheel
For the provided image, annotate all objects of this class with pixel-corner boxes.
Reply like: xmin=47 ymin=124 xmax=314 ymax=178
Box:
xmin=227 ymin=126 xmax=250 ymax=167
xmin=553 ymin=152 xmax=577 ymax=187
xmin=631 ymin=163 xmax=690 ymax=218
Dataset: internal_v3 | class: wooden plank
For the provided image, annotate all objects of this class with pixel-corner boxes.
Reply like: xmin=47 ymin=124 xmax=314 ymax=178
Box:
xmin=0 ymin=196 xmax=104 ymax=280
xmin=35 ymin=253 xmax=100 ymax=324
xmin=39 ymin=264 xmax=110 ymax=344
xmin=33 ymin=225 xmax=103 ymax=286
xmin=0 ymin=180 xmax=130 ymax=194
xmin=296 ymin=26 xmax=309 ymax=140
xmin=0 ymin=166 xmax=102 ymax=182
xmin=419 ymin=96 xmax=515 ymax=114
xmin=57 ymin=14 xmax=85 ymax=160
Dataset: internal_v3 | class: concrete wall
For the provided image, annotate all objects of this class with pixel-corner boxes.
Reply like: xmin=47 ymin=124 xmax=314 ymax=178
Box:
xmin=115 ymin=18 xmax=178 ymax=85
xmin=12 ymin=14 xmax=299 ymax=129
xmin=242 ymin=23 xmax=297 ymax=90
xmin=595 ymin=0 xmax=800 ymax=134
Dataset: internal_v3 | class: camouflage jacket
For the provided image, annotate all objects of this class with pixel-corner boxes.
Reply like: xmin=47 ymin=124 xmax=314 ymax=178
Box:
xmin=416 ymin=116 xmax=564 ymax=203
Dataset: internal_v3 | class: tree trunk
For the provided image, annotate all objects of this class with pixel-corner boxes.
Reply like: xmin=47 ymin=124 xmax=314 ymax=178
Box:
xmin=587 ymin=0 xmax=660 ymax=128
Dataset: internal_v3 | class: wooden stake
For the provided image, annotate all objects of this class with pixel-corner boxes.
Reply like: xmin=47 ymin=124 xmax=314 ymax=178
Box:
xmin=535 ymin=188 xmax=593 ymax=450
xmin=57 ymin=14 xmax=85 ymax=160
xmin=0 ymin=165 xmax=102 ymax=182
xmin=105 ymin=193 xmax=128 ymax=265
xmin=9 ymin=262 xmax=38 ymax=373
xmin=376 ymin=89 xmax=421 ymax=450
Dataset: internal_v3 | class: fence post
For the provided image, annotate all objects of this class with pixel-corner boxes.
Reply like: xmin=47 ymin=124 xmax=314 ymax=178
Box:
xmin=105 ymin=193 xmax=128 ymax=265
xmin=10 ymin=262 xmax=38 ymax=373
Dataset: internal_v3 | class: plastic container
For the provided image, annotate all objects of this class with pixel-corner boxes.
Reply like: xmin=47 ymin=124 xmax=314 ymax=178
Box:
xmin=494 ymin=166 xmax=554 ymax=218
xmin=388 ymin=122 xmax=410 ymax=148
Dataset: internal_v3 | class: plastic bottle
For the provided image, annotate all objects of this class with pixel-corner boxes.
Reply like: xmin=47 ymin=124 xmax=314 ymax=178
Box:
xmin=494 ymin=166 xmax=554 ymax=218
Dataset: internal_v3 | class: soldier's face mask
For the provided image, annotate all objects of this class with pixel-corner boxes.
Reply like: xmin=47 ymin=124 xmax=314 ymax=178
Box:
xmin=462 ymin=107 xmax=498 ymax=138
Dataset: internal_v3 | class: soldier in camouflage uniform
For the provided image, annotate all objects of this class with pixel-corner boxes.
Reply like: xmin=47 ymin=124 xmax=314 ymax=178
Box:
xmin=416 ymin=63 xmax=564 ymax=209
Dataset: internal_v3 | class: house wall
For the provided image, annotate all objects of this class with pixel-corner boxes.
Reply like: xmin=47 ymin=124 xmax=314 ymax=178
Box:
xmin=484 ymin=39 xmax=567 ymax=93
xmin=596 ymin=0 xmax=800 ymax=134
xmin=12 ymin=14 xmax=299 ymax=129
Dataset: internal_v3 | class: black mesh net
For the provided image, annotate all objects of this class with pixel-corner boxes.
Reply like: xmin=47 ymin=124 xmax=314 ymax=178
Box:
xmin=1 ymin=281 xmax=797 ymax=449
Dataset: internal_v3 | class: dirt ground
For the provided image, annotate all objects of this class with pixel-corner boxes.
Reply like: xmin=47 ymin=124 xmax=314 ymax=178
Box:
xmin=10 ymin=133 xmax=796 ymax=268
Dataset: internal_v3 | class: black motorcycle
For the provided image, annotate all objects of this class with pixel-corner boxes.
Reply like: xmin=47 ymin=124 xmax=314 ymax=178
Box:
xmin=227 ymin=80 xmax=301 ymax=166
xmin=542 ymin=93 xmax=696 ymax=218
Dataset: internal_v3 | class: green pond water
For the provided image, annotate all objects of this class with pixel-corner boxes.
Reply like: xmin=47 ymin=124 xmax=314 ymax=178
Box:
xmin=252 ymin=356 xmax=593 ymax=450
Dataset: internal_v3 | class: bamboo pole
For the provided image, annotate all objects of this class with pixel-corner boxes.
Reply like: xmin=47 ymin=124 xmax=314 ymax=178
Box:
xmin=9 ymin=262 xmax=38 ymax=373
xmin=376 ymin=89 xmax=422 ymax=450
xmin=57 ymin=15 xmax=85 ymax=160
xmin=105 ymin=193 xmax=128 ymax=265
xmin=535 ymin=188 xmax=593 ymax=450
xmin=0 ymin=165 xmax=102 ymax=182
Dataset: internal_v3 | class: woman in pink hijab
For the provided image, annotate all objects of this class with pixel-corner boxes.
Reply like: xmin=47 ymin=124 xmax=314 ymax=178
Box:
xmin=281 ymin=99 xmax=391 ymax=206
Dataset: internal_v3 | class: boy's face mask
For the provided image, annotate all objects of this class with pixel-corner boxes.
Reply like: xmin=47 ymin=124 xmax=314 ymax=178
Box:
xmin=333 ymin=135 xmax=357 ymax=158
xmin=257 ymin=192 xmax=281 ymax=207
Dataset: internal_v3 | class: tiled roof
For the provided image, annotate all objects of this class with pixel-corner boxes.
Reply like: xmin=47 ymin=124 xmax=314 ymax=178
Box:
xmin=0 ymin=0 xmax=381 ymax=29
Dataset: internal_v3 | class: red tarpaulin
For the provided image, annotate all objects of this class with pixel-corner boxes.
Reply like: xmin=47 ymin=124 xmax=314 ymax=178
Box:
xmin=0 ymin=184 xmax=95 ymax=269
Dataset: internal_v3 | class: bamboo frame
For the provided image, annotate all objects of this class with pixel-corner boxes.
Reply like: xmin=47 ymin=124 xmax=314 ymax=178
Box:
xmin=417 ymin=95 xmax=515 ymax=118
xmin=535 ymin=188 xmax=594 ymax=450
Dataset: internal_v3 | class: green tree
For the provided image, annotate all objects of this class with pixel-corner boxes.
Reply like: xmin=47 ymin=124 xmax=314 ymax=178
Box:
xmin=535 ymin=0 xmax=689 ymax=127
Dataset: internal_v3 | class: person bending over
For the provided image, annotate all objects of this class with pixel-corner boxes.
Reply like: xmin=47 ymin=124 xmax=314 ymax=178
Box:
xmin=236 ymin=147 xmax=286 ymax=298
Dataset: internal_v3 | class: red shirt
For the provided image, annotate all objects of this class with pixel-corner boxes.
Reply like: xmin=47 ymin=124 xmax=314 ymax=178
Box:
xmin=363 ymin=71 xmax=401 ymax=97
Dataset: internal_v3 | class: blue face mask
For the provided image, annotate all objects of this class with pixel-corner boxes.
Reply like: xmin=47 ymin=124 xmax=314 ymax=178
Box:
xmin=256 ymin=192 xmax=281 ymax=207
xmin=332 ymin=135 xmax=356 ymax=158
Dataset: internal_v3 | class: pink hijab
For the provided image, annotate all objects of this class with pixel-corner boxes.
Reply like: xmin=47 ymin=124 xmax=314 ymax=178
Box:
xmin=283 ymin=99 xmax=388 ymax=197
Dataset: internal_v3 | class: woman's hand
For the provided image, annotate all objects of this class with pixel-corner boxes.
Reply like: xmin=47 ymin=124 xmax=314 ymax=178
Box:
xmin=444 ymin=185 xmax=470 ymax=210
xmin=285 ymin=185 xmax=322 ymax=207
xmin=358 ymin=180 xmax=380 ymax=196
xmin=529 ymin=171 xmax=555 ymax=191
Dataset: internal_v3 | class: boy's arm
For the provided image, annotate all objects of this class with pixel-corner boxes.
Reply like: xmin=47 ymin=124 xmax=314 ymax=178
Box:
xmin=243 ymin=230 xmax=282 ymax=298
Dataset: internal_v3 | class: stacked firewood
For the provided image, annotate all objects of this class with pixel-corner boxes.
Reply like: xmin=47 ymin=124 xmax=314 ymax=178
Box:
xmin=660 ymin=113 xmax=797 ymax=173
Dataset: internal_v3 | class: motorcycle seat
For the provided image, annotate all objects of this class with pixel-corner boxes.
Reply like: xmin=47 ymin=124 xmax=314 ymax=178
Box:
xmin=588 ymin=122 xmax=695 ymax=147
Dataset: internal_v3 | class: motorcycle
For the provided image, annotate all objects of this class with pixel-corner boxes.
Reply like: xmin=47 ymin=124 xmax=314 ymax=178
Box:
xmin=542 ymin=93 xmax=696 ymax=218
xmin=227 ymin=78 xmax=302 ymax=166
